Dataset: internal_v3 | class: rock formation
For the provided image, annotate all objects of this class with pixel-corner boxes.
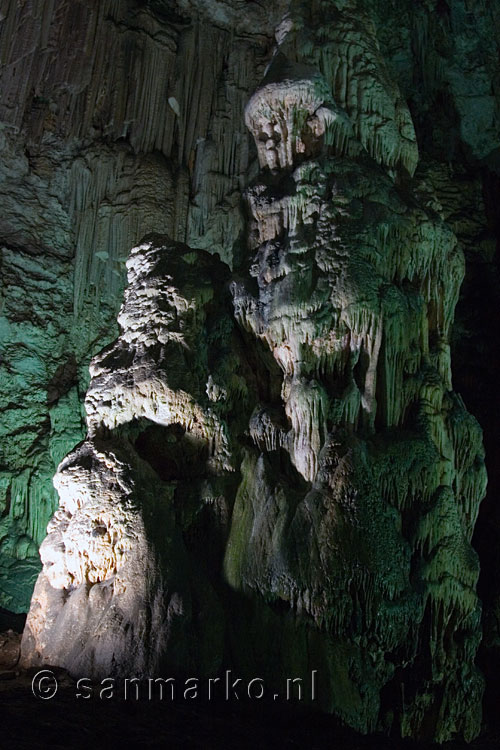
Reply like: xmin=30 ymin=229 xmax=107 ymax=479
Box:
xmin=18 ymin=1 xmax=492 ymax=743
xmin=21 ymin=235 xmax=252 ymax=677
xmin=1 ymin=0 xmax=500 ymax=744
xmin=0 ymin=0 xmax=286 ymax=611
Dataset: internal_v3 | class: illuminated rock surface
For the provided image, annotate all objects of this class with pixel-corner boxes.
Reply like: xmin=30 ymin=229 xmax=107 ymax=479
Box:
xmin=0 ymin=0 xmax=286 ymax=609
xmin=22 ymin=236 xmax=252 ymax=678
xmin=1 ymin=0 xmax=499 ymax=744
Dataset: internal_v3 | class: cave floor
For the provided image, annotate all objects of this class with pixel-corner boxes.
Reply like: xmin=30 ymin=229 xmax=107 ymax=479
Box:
xmin=1 ymin=672 xmax=500 ymax=750
xmin=1 ymin=615 xmax=499 ymax=750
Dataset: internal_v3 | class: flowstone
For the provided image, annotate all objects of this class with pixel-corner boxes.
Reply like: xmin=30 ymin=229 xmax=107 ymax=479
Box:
xmin=21 ymin=3 xmax=487 ymax=743
xmin=225 ymin=7 xmax=486 ymax=741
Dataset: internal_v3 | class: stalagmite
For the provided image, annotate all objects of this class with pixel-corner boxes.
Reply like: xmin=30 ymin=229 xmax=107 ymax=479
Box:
xmin=22 ymin=235 xmax=252 ymax=678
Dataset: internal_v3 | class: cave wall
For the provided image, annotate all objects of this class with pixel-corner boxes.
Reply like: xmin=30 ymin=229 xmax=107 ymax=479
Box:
xmin=1 ymin=0 xmax=500 ymax=742
xmin=0 ymin=0 xmax=286 ymax=609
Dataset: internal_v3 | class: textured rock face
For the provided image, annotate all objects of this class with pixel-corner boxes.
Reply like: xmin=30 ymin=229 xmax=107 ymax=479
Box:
xmin=22 ymin=437 xmax=193 ymax=678
xmin=22 ymin=235 xmax=251 ymax=677
xmin=2 ymin=0 xmax=500 ymax=744
xmin=0 ymin=0 xmax=284 ymax=610
xmin=225 ymin=6 xmax=487 ymax=740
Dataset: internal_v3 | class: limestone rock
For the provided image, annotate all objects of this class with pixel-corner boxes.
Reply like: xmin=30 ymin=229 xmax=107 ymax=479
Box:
xmin=0 ymin=0 xmax=279 ymax=610
xmin=224 ymin=6 xmax=487 ymax=741
xmin=22 ymin=235 xmax=250 ymax=678
xmin=22 ymin=437 xmax=193 ymax=678
xmin=2 ymin=0 xmax=499 ymax=745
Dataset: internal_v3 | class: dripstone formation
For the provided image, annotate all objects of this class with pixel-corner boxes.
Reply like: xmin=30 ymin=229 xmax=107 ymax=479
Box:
xmin=0 ymin=0 xmax=287 ymax=611
xmin=22 ymin=238 xmax=250 ymax=677
xmin=18 ymin=2 xmax=491 ymax=743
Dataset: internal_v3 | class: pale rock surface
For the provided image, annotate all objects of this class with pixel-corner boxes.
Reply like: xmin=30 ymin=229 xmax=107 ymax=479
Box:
xmin=22 ymin=438 xmax=192 ymax=678
xmin=22 ymin=235 xmax=251 ymax=678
